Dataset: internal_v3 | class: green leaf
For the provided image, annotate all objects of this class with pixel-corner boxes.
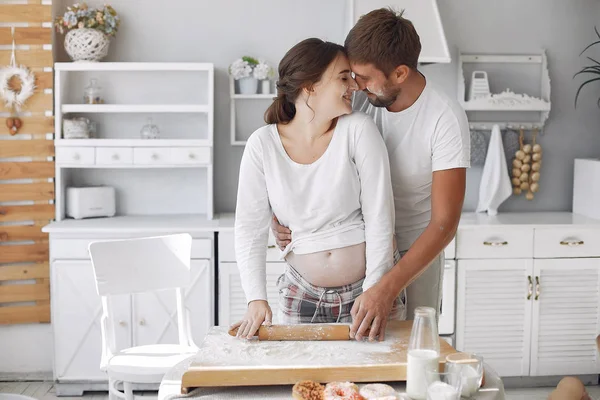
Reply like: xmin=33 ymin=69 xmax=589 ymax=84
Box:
xmin=573 ymin=67 xmax=600 ymax=79
xmin=580 ymin=40 xmax=600 ymax=56
xmin=574 ymin=76 xmax=600 ymax=108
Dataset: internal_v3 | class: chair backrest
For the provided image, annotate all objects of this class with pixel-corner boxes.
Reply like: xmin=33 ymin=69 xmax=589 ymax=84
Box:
xmin=88 ymin=234 xmax=196 ymax=362
xmin=89 ymin=233 xmax=192 ymax=296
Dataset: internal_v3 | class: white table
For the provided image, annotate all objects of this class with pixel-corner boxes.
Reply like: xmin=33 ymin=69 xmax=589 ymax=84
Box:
xmin=158 ymin=356 xmax=506 ymax=400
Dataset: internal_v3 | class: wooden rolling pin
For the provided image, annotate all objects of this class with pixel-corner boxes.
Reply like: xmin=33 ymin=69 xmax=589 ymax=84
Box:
xmin=228 ymin=324 xmax=359 ymax=341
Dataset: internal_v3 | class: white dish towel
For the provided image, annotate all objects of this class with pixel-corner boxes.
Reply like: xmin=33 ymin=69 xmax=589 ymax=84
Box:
xmin=476 ymin=124 xmax=512 ymax=215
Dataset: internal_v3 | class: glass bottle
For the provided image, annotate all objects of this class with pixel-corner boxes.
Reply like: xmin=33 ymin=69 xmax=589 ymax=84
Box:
xmin=84 ymin=78 xmax=103 ymax=104
xmin=406 ymin=306 xmax=440 ymax=400
xmin=140 ymin=117 xmax=160 ymax=139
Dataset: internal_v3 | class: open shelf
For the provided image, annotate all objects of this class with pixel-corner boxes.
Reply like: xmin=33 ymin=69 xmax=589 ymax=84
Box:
xmin=62 ymin=104 xmax=209 ymax=113
xmin=232 ymin=94 xmax=274 ymax=100
xmin=55 ymin=62 xmax=214 ymax=72
xmin=54 ymin=139 xmax=211 ymax=147
xmin=457 ymin=51 xmax=551 ymax=130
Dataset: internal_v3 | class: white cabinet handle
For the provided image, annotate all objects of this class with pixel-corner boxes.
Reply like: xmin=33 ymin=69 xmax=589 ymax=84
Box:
xmin=483 ymin=240 xmax=508 ymax=247
xmin=560 ymin=240 xmax=584 ymax=246
xmin=139 ymin=318 xmax=146 ymax=326
xmin=73 ymin=153 xmax=80 ymax=161
xmin=111 ymin=154 xmax=120 ymax=161
xmin=118 ymin=320 xmax=126 ymax=327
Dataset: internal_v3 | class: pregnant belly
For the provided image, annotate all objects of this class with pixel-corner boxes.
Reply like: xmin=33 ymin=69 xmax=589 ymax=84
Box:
xmin=286 ymin=242 xmax=366 ymax=287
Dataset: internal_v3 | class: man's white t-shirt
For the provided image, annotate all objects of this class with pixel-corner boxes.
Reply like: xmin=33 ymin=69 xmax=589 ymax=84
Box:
xmin=353 ymin=80 xmax=470 ymax=252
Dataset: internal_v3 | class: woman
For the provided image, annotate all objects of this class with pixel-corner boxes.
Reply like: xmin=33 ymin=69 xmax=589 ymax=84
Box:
xmin=233 ymin=38 xmax=405 ymax=339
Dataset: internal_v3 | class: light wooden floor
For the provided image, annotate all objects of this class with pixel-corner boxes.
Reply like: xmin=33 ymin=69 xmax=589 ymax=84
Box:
xmin=1 ymin=381 xmax=599 ymax=400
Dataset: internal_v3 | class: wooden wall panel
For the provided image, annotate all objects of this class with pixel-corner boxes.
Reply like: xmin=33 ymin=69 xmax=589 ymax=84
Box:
xmin=0 ymin=27 xmax=51 ymax=46
xmin=0 ymin=1 xmax=53 ymax=325
xmin=0 ymin=5 xmax=52 ymax=24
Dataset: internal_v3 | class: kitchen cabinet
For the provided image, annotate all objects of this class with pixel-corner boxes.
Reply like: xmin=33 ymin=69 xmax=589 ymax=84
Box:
xmin=132 ymin=260 xmax=213 ymax=346
xmin=44 ymin=219 xmax=218 ymax=396
xmin=456 ymin=259 xmax=533 ymax=377
xmin=455 ymin=213 xmax=600 ymax=378
xmin=52 ymin=260 xmax=130 ymax=382
xmin=530 ymin=258 xmax=600 ymax=376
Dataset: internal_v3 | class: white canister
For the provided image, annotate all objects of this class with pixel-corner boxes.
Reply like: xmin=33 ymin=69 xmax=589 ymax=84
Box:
xmin=63 ymin=117 xmax=91 ymax=139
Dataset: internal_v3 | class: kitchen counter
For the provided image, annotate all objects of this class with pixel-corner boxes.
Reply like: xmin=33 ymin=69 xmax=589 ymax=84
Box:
xmin=158 ymin=355 xmax=506 ymax=400
xmin=42 ymin=213 xmax=235 ymax=235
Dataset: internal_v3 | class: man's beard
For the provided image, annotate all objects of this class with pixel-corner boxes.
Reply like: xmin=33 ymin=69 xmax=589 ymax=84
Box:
xmin=365 ymin=87 xmax=399 ymax=108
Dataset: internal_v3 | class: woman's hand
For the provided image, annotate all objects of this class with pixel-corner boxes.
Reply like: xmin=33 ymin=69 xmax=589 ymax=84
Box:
xmin=230 ymin=300 xmax=273 ymax=339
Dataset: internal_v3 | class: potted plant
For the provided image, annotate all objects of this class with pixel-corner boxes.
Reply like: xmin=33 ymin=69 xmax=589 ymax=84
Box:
xmin=54 ymin=2 xmax=120 ymax=62
xmin=575 ymin=27 xmax=600 ymax=108
xmin=253 ymin=60 xmax=274 ymax=94
xmin=229 ymin=56 xmax=260 ymax=94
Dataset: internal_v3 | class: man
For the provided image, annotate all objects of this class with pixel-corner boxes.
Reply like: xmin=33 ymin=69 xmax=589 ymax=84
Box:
xmin=273 ymin=8 xmax=470 ymax=341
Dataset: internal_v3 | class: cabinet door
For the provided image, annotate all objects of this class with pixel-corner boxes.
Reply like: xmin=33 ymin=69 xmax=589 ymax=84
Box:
xmin=219 ymin=262 xmax=285 ymax=327
xmin=456 ymin=259 xmax=533 ymax=377
xmin=530 ymin=258 xmax=600 ymax=376
xmin=51 ymin=260 xmax=130 ymax=381
xmin=132 ymin=260 xmax=214 ymax=347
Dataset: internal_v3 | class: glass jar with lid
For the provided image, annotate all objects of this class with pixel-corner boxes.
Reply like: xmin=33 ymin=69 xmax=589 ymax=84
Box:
xmin=140 ymin=117 xmax=160 ymax=139
xmin=83 ymin=78 xmax=103 ymax=104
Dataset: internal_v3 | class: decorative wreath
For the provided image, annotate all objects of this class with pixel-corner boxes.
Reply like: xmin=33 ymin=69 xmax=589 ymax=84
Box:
xmin=0 ymin=65 xmax=36 ymax=111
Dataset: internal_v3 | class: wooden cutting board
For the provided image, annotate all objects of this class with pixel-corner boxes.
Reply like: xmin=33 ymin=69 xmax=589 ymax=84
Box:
xmin=181 ymin=320 xmax=456 ymax=392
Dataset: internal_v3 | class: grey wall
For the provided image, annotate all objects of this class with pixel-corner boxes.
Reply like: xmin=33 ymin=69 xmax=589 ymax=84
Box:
xmin=55 ymin=0 xmax=600 ymax=213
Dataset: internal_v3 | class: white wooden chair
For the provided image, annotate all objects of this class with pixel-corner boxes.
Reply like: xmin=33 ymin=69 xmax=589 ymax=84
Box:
xmin=88 ymin=234 xmax=199 ymax=400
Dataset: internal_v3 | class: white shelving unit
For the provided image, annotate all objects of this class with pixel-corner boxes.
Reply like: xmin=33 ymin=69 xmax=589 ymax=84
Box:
xmin=457 ymin=52 xmax=551 ymax=131
xmin=54 ymin=62 xmax=215 ymax=221
xmin=229 ymin=76 xmax=274 ymax=146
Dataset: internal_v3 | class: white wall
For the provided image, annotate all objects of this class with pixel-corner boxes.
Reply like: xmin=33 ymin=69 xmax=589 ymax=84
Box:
xmin=0 ymin=325 xmax=53 ymax=374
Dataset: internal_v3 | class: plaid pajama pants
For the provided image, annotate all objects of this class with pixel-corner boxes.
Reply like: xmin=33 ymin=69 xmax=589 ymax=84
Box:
xmin=276 ymin=248 xmax=406 ymax=324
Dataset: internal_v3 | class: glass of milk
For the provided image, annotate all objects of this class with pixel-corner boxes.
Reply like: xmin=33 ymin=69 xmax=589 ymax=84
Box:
xmin=424 ymin=368 xmax=461 ymax=400
xmin=406 ymin=307 xmax=440 ymax=400
xmin=445 ymin=352 xmax=484 ymax=398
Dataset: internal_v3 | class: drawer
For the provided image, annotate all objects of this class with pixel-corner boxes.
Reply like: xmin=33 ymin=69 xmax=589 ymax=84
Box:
xmin=52 ymin=238 xmax=213 ymax=260
xmin=51 ymin=238 xmax=94 ymax=259
xmin=96 ymin=147 xmax=133 ymax=165
xmin=171 ymin=147 xmax=211 ymax=165
xmin=218 ymin=231 xmax=282 ymax=262
xmin=56 ymin=147 xmax=95 ymax=165
xmin=133 ymin=147 xmax=171 ymax=165
xmin=456 ymin=227 xmax=534 ymax=259
xmin=191 ymin=238 xmax=213 ymax=259
xmin=534 ymin=228 xmax=600 ymax=258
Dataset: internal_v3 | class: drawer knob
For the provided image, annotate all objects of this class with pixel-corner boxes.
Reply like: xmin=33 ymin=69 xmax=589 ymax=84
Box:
xmin=188 ymin=153 xmax=196 ymax=159
xmin=151 ymin=153 xmax=159 ymax=160
xmin=139 ymin=318 xmax=146 ymax=326
xmin=118 ymin=320 xmax=126 ymax=327
xmin=483 ymin=240 xmax=508 ymax=247
xmin=560 ymin=240 xmax=584 ymax=246
xmin=73 ymin=153 xmax=80 ymax=161
xmin=111 ymin=154 xmax=120 ymax=161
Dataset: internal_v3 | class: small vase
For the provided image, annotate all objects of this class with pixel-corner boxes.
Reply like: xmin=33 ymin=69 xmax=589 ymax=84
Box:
xmin=65 ymin=28 xmax=110 ymax=62
xmin=140 ymin=117 xmax=160 ymax=139
xmin=261 ymin=80 xmax=271 ymax=95
xmin=238 ymin=77 xmax=258 ymax=95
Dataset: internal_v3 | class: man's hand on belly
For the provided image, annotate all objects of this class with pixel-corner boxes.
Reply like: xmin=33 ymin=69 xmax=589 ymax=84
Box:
xmin=350 ymin=281 xmax=397 ymax=341
xmin=272 ymin=215 xmax=291 ymax=249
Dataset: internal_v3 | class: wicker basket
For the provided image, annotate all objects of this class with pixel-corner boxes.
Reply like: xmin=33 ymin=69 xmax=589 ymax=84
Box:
xmin=65 ymin=28 xmax=110 ymax=62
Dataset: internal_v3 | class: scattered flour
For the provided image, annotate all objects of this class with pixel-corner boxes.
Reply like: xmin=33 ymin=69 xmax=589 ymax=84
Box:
xmin=192 ymin=326 xmax=407 ymax=368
